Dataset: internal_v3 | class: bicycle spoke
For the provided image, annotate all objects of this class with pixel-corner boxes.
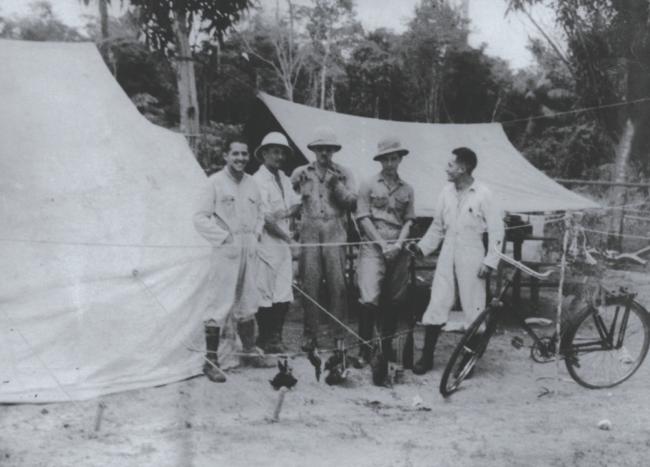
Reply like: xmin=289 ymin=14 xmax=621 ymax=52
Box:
xmin=565 ymin=301 xmax=649 ymax=388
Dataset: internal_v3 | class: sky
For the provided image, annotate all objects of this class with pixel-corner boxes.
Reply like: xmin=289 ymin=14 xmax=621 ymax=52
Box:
xmin=0 ymin=0 xmax=560 ymax=69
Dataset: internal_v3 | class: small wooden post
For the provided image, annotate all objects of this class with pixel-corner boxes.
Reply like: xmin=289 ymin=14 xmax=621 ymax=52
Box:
xmin=94 ymin=401 xmax=106 ymax=432
xmin=271 ymin=387 xmax=288 ymax=422
xmin=512 ymin=239 xmax=523 ymax=306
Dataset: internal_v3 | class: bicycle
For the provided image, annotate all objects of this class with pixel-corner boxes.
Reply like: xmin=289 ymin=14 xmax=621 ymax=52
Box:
xmin=439 ymin=248 xmax=650 ymax=397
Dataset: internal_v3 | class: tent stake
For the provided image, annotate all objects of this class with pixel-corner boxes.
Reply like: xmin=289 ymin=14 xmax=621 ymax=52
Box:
xmin=271 ymin=387 xmax=288 ymax=422
xmin=94 ymin=401 xmax=106 ymax=432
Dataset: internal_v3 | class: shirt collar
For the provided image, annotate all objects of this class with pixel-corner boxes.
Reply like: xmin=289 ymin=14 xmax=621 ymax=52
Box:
xmin=377 ymin=172 xmax=403 ymax=187
xmin=225 ymin=166 xmax=246 ymax=183
xmin=259 ymin=164 xmax=278 ymax=180
xmin=308 ymin=161 xmax=340 ymax=174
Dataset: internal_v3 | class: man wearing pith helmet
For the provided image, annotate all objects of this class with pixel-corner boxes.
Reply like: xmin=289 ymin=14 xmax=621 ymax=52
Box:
xmin=252 ymin=132 xmax=300 ymax=354
xmin=356 ymin=137 xmax=415 ymax=385
xmin=291 ymin=127 xmax=357 ymax=351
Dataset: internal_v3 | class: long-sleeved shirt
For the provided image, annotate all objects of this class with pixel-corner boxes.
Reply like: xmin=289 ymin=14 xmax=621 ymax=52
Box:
xmin=418 ymin=181 xmax=504 ymax=268
xmin=193 ymin=168 xmax=264 ymax=247
xmin=253 ymin=164 xmax=300 ymax=244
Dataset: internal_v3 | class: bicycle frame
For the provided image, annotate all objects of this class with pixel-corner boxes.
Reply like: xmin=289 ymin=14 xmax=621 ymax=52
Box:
xmin=494 ymin=274 xmax=557 ymax=359
xmin=570 ymin=296 xmax=636 ymax=354
xmin=494 ymin=247 xmax=640 ymax=356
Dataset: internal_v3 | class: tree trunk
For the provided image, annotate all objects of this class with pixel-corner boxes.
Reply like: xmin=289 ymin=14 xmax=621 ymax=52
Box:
xmin=320 ymin=31 xmax=330 ymax=109
xmin=98 ymin=0 xmax=109 ymax=40
xmin=171 ymin=10 xmax=201 ymax=155
xmin=283 ymin=78 xmax=294 ymax=101
xmin=319 ymin=61 xmax=327 ymax=109
xmin=608 ymin=118 xmax=635 ymax=249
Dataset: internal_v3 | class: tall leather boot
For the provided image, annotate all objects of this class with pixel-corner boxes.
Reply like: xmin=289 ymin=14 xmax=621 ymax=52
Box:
xmin=255 ymin=306 xmax=273 ymax=352
xmin=203 ymin=322 xmax=226 ymax=383
xmin=266 ymin=302 xmax=289 ymax=354
xmin=370 ymin=302 xmax=397 ymax=386
xmin=413 ymin=325 xmax=442 ymax=375
xmin=380 ymin=302 xmax=399 ymax=362
xmin=357 ymin=303 xmax=376 ymax=366
xmin=238 ymin=319 xmax=274 ymax=368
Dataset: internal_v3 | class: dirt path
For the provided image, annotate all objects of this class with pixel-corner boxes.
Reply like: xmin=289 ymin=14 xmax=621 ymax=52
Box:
xmin=2 ymin=271 xmax=650 ymax=467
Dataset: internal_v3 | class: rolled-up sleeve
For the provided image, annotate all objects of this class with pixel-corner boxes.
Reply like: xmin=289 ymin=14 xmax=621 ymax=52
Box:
xmin=193 ymin=179 xmax=230 ymax=247
xmin=404 ymin=186 xmax=416 ymax=222
xmin=355 ymin=180 xmax=372 ymax=221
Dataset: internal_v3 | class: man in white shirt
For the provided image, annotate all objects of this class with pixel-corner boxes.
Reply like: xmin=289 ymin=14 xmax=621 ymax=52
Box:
xmin=252 ymin=132 xmax=300 ymax=353
xmin=408 ymin=147 xmax=504 ymax=375
xmin=193 ymin=138 xmax=270 ymax=382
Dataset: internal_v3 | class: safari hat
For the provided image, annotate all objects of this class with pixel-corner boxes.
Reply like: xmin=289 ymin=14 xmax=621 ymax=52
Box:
xmin=373 ymin=136 xmax=409 ymax=161
xmin=254 ymin=132 xmax=293 ymax=160
xmin=307 ymin=127 xmax=342 ymax=152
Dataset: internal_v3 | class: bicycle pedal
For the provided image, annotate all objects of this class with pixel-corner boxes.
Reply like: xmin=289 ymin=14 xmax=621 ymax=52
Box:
xmin=511 ymin=336 xmax=525 ymax=349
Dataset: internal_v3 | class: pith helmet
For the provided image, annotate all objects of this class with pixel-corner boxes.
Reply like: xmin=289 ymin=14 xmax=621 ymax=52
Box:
xmin=254 ymin=132 xmax=293 ymax=160
xmin=373 ymin=136 xmax=409 ymax=161
xmin=307 ymin=127 xmax=342 ymax=152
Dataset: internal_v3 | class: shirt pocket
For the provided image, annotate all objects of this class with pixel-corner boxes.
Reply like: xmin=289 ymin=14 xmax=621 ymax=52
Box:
xmin=370 ymin=193 xmax=389 ymax=209
xmin=461 ymin=201 xmax=484 ymax=231
xmin=219 ymin=194 xmax=236 ymax=218
xmin=266 ymin=188 xmax=285 ymax=211
xmin=394 ymin=193 xmax=410 ymax=217
xmin=301 ymin=178 xmax=315 ymax=198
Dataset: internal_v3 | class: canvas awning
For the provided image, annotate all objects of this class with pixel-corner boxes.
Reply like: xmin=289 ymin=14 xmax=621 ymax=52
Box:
xmin=253 ymin=92 xmax=599 ymax=216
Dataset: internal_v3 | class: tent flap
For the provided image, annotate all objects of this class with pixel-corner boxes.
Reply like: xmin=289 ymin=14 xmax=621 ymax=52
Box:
xmin=257 ymin=92 xmax=599 ymax=215
xmin=0 ymin=40 xmax=212 ymax=403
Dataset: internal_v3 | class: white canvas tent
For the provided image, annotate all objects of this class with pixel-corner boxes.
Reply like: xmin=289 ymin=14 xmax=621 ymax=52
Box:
xmin=0 ymin=40 xmax=216 ymax=402
xmin=254 ymin=93 xmax=599 ymax=215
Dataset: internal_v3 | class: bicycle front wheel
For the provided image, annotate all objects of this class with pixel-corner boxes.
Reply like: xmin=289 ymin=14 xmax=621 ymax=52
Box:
xmin=440 ymin=308 xmax=498 ymax=397
xmin=564 ymin=300 xmax=650 ymax=389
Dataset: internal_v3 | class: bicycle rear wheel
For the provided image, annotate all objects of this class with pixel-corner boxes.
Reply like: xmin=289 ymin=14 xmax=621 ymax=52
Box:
xmin=564 ymin=300 xmax=650 ymax=389
xmin=439 ymin=308 xmax=498 ymax=397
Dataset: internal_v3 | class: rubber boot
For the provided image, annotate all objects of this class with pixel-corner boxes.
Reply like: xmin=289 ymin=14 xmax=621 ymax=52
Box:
xmin=255 ymin=306 xmax=273 ymax=352
xmin=203 ymin=323 xmax=226 ymax=383
xmin=413 ymin=325 xmax=442 ymax=375
xmin=238 ymin=319 xmax=274 ymax=368
xmin=371 ymin=302 xmax=397 ymax=386
xmin=357 ymin=303 xmax=376 ymax=366
xmin=266 ymin=302 xmax=289 ymax=354
xmin=380 ymin=303 xmax=399 ymax=362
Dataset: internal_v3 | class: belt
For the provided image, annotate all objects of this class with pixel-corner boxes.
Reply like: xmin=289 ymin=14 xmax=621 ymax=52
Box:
xmin=302 ymin=214 xmax=344 ymax=221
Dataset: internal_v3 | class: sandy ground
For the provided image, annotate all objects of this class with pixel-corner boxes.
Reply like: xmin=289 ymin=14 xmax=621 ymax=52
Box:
xmin=2 ymin=270 xmax=650 ymax=467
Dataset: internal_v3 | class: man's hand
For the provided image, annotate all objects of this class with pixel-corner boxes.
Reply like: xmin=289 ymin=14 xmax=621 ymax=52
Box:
xmin=325 ymin=170 xmax=340 ymax=189
xmin=477 ymin=264 xmax=492 ymax=279
xmin=382 ymin=242 xmax=401 ymax=260
xmin=268 ymin=209 xmax=288 ymax=222
xmin=405 ymin=241 xmax=422 ymax=257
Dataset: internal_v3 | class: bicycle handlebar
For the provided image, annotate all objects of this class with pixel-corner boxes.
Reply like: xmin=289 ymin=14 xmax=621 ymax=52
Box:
xmin=494 ymin=247 xmax=556 ymax=280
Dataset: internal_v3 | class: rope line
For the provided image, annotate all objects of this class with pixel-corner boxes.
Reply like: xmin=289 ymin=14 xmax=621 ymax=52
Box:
xmin=0 ymin=214 xmax=566 ymax=251
xmin=498 ymin=96 xmax=650 ymax=125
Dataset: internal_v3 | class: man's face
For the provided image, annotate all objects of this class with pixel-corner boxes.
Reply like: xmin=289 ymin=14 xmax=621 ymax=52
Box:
xmin=224 ymin=142 xmax=250 ymax=174
xmin=312 ymin=145 xmax=335 ymax=166
xmin=445 ymin=154 xmax=465 ymax=182
xmin=262 ymin=145 xmax=286 ymax=171
xmin=378 ymin=152 xmax=402 ymax=175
